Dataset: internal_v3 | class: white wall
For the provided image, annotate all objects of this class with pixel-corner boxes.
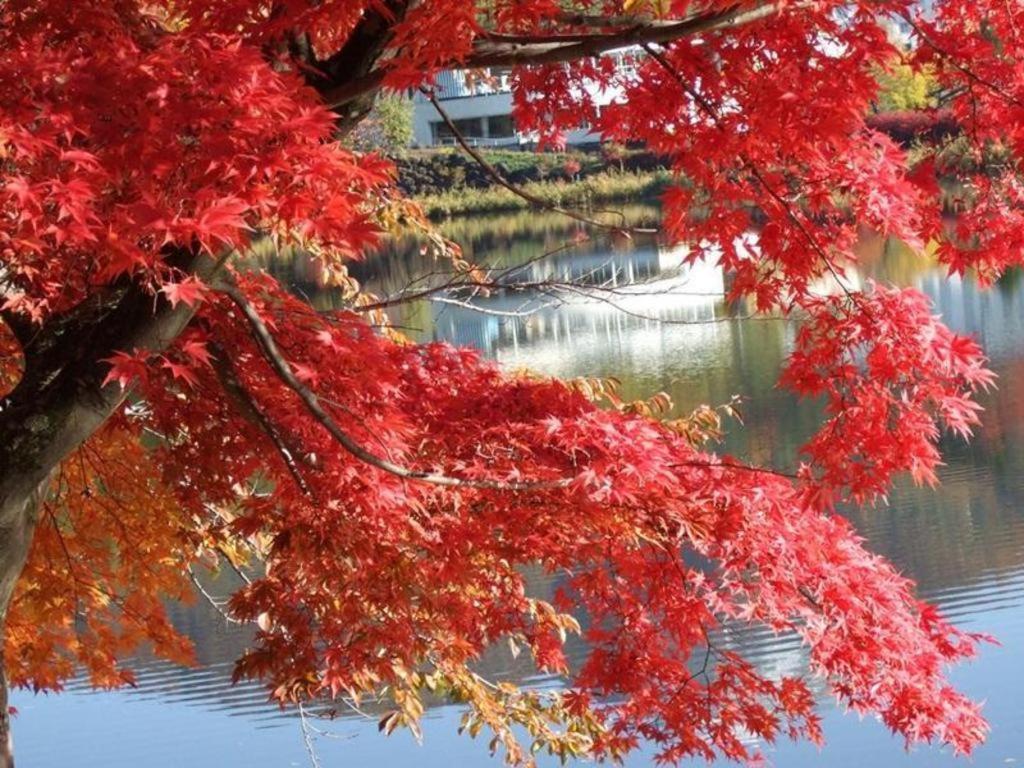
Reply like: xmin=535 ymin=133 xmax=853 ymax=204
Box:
xmin=412 ymin=91 xmax=601 ymax=148
xmin=412 ymin=92 xmax=517 ymax=147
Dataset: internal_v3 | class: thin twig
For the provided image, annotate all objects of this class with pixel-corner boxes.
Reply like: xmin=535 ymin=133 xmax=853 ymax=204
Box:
xmin=187 ymin=565 xmax=244 ymax=625
xmin=430 ymin=295 xmax=553 ymax=318
xmin=299 ymin=703 xmax=324 ymax=768
xmin=424 ymin=89 xmax=660 ymax=236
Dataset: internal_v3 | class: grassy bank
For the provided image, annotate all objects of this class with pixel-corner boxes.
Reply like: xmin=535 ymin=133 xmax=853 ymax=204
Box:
xmin=415 ymin=169 xmax=673 ymax=219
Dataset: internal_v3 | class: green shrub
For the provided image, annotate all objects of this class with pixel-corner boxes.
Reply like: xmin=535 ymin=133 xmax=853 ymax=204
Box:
xmin=416 ymin=170 xmax=672 ymax=218
xmin=348 ymin=94 xmax=414 ymax=154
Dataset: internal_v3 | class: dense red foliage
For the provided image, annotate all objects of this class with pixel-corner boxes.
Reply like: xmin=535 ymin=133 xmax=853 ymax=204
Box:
xmin=2 ymin=1 xmax=1023 ymax=765
xmin=865 ymin=108 xmax=960 ymax=146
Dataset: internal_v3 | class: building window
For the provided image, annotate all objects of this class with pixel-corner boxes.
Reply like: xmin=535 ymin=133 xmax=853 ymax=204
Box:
xmin=431 ymin=117 xmax=485 ymax=143
xmin=487 ymin=114 xmax=515 ymax=138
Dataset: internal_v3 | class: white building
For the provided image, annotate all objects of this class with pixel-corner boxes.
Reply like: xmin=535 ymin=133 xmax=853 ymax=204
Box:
xmin=411 ymin=53 xmax=638 ymax=149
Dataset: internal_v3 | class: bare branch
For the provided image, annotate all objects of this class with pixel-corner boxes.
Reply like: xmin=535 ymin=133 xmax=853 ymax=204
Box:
xmin=187 ymin=565 xmax=244 ymax=625
xmin=423 ymin=89 xmax=660 ymax=236
xmin=215 ymin=545 xmax=254 ymax=585
xmin=429 ymin=295 xmax=553 ymax=318
xmin=471 ymin=2 xmax=789 ymax=61
xmin=299 ymin=703 xmax=325 ymax=768
xmin=354 ymin=270 xmax=730 ymax=315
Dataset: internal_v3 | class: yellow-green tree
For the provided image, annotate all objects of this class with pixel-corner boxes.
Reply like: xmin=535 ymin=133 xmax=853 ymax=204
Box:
xmin=874 ymin=59 xmax=937 ymax=111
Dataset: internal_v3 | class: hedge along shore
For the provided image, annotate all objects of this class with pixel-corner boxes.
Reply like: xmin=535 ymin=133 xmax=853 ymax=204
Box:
xmin=414 ymin=169 xmax=673 ymax=218
xmin=392 ymin=146 xmax=671 ymax=218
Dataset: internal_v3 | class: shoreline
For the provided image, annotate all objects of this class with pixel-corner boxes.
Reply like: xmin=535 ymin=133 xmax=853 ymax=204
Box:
xmin=413 ymin=169 xmax=672 ymax=219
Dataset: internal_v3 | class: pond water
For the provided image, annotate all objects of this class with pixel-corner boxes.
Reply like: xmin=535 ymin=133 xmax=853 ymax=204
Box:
xmin=11 ymin=209 xmax=1024 ymax=767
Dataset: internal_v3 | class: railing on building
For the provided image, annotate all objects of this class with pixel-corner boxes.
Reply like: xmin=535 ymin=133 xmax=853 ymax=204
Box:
xmin=428 ymin=69 xmax=514 ymax=101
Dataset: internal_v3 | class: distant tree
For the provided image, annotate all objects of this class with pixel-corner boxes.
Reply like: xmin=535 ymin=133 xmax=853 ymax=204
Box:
xmin=874 ymin=58 xmax=938 ymax=111
xmin=601 ymin=141 xmax=629 ymax=172
xmin=349 ymin=94 xmax=415 ymax=153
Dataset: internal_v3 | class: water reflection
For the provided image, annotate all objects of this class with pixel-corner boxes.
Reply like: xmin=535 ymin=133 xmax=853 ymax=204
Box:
xmin=12 ymin=211 xmax=1024 ymax=767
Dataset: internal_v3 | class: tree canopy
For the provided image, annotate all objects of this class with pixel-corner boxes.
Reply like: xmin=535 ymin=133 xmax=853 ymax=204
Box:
xmin=1 ymin=1 xmax=1022 ymax=766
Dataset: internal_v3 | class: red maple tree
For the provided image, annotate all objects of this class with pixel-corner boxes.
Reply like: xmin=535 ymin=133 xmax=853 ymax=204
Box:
xmin=1 ymin=1 xmax=1020 ymax=766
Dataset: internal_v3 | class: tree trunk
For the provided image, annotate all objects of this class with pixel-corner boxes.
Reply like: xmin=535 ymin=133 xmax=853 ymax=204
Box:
xmin=0 ymin=645 xmax=13 ymax=768
xmin=0 ymin=14 xmax=402 ymax=750
xmin=0 ymin=478 xmax=49 ymax=768
xmin=307 ymin=0 xmax=412 ymax=135
xmin=0 ymin=13 xmax=403 ymax=747
xmin=0 ymin=253 xmax=222 ymax=767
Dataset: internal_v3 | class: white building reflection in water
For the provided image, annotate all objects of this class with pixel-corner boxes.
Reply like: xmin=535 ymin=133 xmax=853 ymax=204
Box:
xmin=430 ymin=241 xmax=733 ymax=373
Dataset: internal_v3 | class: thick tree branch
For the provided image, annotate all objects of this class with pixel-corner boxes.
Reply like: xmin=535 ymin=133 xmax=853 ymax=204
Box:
xmin=308 ymin=0 xmax=412 ymax=134
xmin=474 ymin=2 xmax=789 ymax=54
xmin=0 ymin=307 xmax=33 ymax=351
xmin=220 ymin=281 xmax=569 ymax=492
xmin=0 ymin=251 xmax=228 ymax=514
xmin=0 ymin=251 xmax=228 ymax=685
xmin=322 ymin=1 xmax=803 ymax=110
